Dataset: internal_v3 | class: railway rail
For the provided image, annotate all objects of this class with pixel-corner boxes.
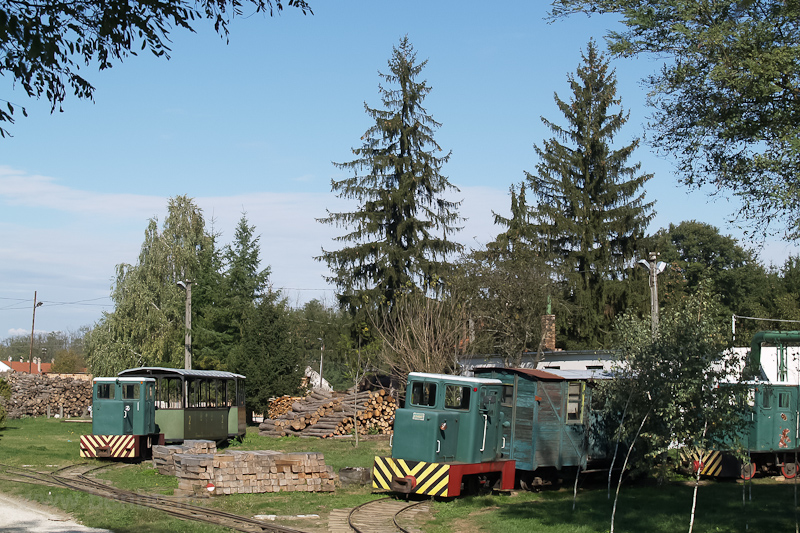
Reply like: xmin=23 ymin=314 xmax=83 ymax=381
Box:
xmin=0 ymin=463 xmax=314 ymax=533
xmin=328 ymin=497 xmax=428 ymax=533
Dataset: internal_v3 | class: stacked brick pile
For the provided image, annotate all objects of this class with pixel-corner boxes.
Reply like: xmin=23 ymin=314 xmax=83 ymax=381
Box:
xmin=154 ymin=442 xmax=336 ymax=496
xmin=153 ymin=440 xmax=217 ymax=475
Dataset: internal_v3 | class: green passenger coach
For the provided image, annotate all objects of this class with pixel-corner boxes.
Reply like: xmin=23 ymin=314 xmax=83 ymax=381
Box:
xmin=118 ymin=367 xmax=246 ymax=443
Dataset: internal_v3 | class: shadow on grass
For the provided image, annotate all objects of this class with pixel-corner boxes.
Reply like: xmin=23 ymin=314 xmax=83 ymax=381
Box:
xmin=492 ymin=481 xmax=798 ymax=533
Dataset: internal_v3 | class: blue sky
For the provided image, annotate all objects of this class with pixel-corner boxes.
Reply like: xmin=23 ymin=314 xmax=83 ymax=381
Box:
xmin=1 ymin=2 xmax=797 ymax=339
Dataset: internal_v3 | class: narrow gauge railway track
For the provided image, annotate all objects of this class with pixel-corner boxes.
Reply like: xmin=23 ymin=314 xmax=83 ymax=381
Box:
xmin=331 ymin=497 xmax=428 ymax=533
xmin=0 ymin=463 xmax=314 ymax=533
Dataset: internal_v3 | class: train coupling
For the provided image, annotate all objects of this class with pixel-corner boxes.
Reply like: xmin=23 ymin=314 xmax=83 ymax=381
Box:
xmin=389 ymin=475 xmax=417 ymax=493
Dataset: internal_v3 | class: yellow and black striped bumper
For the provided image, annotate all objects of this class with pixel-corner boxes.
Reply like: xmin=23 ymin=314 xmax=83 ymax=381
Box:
xmin=373 ymin=456 xmax=452 ymax=496
xmin=680 ymin=448 xmax=724 ymax=477
xmin=80 ymin=434 xmax=139 ymax=459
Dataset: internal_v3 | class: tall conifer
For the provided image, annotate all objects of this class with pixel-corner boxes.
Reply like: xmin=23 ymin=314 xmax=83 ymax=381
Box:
xmin=318 ymin=36 xmax=463 ymax=310
xmin=526 ymin=40 xmax=654 ymax=348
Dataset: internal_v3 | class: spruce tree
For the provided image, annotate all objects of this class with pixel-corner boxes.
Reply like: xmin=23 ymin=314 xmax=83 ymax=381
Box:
xmin=526 ymin=40 xmax=654 ymax=348
xmin=318 ymin=36 xmax=463 ymax=310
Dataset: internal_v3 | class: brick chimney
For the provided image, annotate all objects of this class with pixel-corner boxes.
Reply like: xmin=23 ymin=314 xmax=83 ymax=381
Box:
xmin=541 ymin=314 xmax=556 ymax=352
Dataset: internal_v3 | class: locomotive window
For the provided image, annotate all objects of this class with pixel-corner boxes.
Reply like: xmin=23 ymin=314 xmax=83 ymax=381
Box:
xmin=567 ymin=382 xmax=583 ymax=422
xmin=97 ymin=383 xmax=114 ymax=400
xmin=444 ymin=385 xmax=471 ymax=410
xmin=763 ymin=389 xmax=772 ymax=409
xmin=410 ymin=382 xmax=437 ymax=407
xmin=501 ymin=385 xmax=514 ymax=406
xmin=122 ymin=383 xmax=140 ymax=400
xmin=779 ymin=392 xmax=790 ymax=409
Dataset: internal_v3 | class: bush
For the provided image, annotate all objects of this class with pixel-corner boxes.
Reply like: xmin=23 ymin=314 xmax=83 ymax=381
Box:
xmin=0 ymin=377 xmax=10 ymax=426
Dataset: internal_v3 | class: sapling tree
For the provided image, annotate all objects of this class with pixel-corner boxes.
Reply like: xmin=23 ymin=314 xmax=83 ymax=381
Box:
xmin=604 ymin=283 xmax=749 ymax=532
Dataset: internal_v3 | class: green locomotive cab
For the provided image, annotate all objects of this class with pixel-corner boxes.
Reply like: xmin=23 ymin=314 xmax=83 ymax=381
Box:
xmin=374 ymin=372 xmax=516 ymax=497
xmin=80 ymin=377 xmax=160 ymax=459
xmin=392 ymin=372 xmax=505 ymax=464
xmin=91 ymin=377 xmax=156 ymax=437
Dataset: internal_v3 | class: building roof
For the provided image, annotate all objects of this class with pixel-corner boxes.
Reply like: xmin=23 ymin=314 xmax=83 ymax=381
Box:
xmin=3 ymin=360 xmax=52 ymax=374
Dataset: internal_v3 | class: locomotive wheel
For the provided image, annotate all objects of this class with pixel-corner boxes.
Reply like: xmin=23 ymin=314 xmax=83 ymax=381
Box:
xmin=740 ymin=461 xmax=756 ymax=480
xmin=782 ymin=462 xmax=799 ymax=479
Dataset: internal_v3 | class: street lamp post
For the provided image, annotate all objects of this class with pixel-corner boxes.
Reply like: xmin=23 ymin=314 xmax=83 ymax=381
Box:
xmin=177 ymin=281 xmax=193 ymax=370
xmin=28 ymin=291 xmax=43 ymax=374
xmin=638 ymin=252 xmax=667 ymax=338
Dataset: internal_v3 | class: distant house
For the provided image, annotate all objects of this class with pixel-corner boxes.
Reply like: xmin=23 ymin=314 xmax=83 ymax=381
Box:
xmin=0 ymin=360 xmax=10 ymax=372
xmin=4 ymin=359 xmax=52 ymax=375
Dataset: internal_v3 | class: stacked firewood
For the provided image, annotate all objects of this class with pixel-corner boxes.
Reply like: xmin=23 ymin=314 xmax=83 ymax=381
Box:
xmin=267 ymin=395 xmax=303 ymax=419
xmin=258 ymin=389 xmax=395 ymax=438
xmin=1 ymin=371 xmax=92 ymax=418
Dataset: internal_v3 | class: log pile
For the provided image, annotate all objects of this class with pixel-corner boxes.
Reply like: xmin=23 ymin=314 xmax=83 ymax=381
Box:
xmin=267 ymin=395 xmax=303 ymax=419
xmin=258 ymin=389 xmax=395 ymax=438
xmin=0 ymin=371 xmax=92 ymax=419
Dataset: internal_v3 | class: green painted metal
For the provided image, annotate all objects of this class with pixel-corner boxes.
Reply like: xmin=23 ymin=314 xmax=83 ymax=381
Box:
xmin=391 ymin=373 xmax=504 ymax=464
xmin=750 ymin=330 xmax=800 ymax=378
xmin=154 ymin=409 xmax=185 ymax=442
xmin=475 ymin=368 xmax=602 ymax=473
xmin=91 ymin=378 xmax=156 ymax=437
xmin=745 ymin=383 xmax=800 ymax=453
xmin=185 ymin=409 xmax=228 ymax=441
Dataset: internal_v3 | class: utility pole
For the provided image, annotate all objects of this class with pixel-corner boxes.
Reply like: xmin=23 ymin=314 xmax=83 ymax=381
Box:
xmin=638 ymin=252 xmax=667 ymax=338
xmin=177 ymin=281 xmax=193 ymax=370
xmin=28 ymin=291 xmax=43 ymax=374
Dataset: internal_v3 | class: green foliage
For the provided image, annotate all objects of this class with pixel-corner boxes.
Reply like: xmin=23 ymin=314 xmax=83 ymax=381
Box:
xmin=50 ymin=349 xmax=86 ymax=374
xmin=604 ymin=284 xmax=749 ymax=474
xmin=0 ymin=329 xmax=87 ymax=366
xmin=456 ymin=244 xmax=555 ymax=367
xmin=0 ymin=377 xmax=9 ymax=426
xmin=86 ymin=196 xmax=210 ymax=374
xmin=229 ymin=293 xmax=305 ymax=418
xmin=318 ymin=36 xmax=463 ymax=311
xmin=551 ymin=0 xmax=800 ymax=237
xmin=526 ymin=40 xmax=654 ymax=348
xmin=85 ymin=201 xmax=279 ymax=384
xmin=0 ymin=0 xmax=311 ymax=138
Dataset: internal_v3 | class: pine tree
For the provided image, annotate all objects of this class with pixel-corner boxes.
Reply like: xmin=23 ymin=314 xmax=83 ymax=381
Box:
xmin=526 ymin=40 xmax=654 ymax=348
xmin=318 ymin=36 xmax=463 ymax=310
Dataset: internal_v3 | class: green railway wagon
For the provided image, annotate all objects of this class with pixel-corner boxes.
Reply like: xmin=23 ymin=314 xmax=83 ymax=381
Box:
xmin=473 ymin=367 xmax=612 ymax=486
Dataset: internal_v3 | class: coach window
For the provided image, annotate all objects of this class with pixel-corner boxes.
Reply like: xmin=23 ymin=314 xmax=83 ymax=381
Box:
xmin=410 ymin=382 xmax=437 ymax=407
xmin=445 ymin=384 xmax=471 ymax=410
xmin=97 ymin=383 xmax=114 ymax=400
xmin=188 ymin=379 xmax=199 ymax=408
xmin=567 ymin=382 xmax=583 ymax=423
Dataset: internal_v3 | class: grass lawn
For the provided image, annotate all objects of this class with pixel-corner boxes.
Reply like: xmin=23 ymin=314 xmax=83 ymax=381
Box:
xmin=2 ymin=417 xmax=800 ymax=532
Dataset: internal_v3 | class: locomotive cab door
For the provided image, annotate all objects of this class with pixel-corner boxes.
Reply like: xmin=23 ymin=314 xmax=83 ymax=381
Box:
xmin=478 ymin=386 xmax=502 ymax=462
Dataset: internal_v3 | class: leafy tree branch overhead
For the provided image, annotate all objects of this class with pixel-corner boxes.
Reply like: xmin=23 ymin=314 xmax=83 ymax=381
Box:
xmin=0 ymin=0 xmax=311 ymax=137
xmin=550 ymin=0 xmax=800 ymax=238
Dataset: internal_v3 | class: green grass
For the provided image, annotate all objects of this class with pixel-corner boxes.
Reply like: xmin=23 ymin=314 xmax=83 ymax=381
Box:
xmin=3 ymin=418 xmax=800 ymax=532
